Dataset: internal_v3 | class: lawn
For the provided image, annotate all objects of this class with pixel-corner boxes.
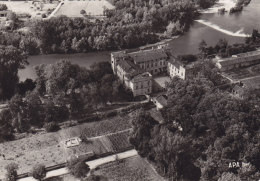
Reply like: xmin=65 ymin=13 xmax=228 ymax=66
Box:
xmin=0 ymin=1 xmax=58 ymax=18
xmin=0 ymin=113 xmax=132 ymax=179
xmin=55 ymin=0 xmax=114 ymax=18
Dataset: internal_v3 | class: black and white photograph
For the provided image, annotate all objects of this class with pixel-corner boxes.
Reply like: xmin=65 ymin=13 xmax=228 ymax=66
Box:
xmin=0 ymin=0 xmax=260 ymax=180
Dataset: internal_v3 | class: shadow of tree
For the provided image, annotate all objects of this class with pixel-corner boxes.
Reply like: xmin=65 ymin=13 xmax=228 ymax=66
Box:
xmin=44 ymin=176 xmax=63 ymax=181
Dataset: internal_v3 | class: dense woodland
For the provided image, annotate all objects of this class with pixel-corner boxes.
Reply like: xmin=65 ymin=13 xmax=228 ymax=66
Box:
xmin=0 ymin=0 xmax=208 ymax=55
xmin=0 ymin=60 xmax=133 ymax=142
xmin=130 ymin=63 xmax=260 ymax=181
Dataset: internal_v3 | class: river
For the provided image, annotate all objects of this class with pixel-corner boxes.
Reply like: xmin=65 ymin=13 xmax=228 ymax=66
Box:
xmin=18 ymin=0 xmax=260 ymax=81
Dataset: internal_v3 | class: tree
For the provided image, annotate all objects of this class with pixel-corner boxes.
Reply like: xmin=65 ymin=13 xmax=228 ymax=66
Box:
xmin=218 ymin=172 xmax=241 ymax=181
xmin=8 ymin=94 xmax=30 ymax=132
xmin=67 ymin=158 xmax=90 ymax=178
xmin=177 ymin=54 xmax=197 ymax=64
xmin=198 ymin=40 xmax=208 ymax=57
xmin=83 ymin=174 xmax=108 ymax=181
xmin=5 ymin=163 xmax=18 ymax=181
xmin=165 ymin=21 xmax=183 ymax=36
xmin=30 ymin=164 xmax=46 ymax=181
xmin=0 ymin=109 xmax=14 ymax=142
xmin=80 ymin=10 xmax=86 ymax=15
xmin=0 ymin=45 xmax=28 ymax=100
xmin=17 ymin=79 xmax=36 ymax=96
xmin=0 ymin=4 xmax=8 ymax=11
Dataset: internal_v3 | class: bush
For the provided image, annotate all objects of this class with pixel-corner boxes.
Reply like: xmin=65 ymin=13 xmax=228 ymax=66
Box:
xmin=105 ymin=111 xmax=117 ymax=118
xmin=5 ymin=163 xmax=18 ymax=181
xmin=30 ymin=164 xmax=46 ymax=181
xmin=0 ymin=4 xmax=8 ymax=11
xmin=67 ymin=158 xmax=90 ymax=178
xmin=80 ymin=10 xmax=86 ymax=15
xmin=44 ymin=122 xmax=60 ymax=132
xmin=42 ymin=14 xmax=46 ymax=18
xmin=82 ymin=174 xmax=108 ymax=181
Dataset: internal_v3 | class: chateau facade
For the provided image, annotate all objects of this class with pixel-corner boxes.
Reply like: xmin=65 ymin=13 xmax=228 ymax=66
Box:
xmin=111 ymin=44 xmax=199 ymax=96
xmin=111 ymin=46 xmax=168 ymax=97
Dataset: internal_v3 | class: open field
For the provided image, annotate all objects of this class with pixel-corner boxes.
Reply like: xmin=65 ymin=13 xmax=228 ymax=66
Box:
xmin=94 ymin=155 xmax=165 ymax=181
xmin=0 ymin=114 xmax=132 ymax=179
xmin=55 ymin=0 xmax=114 ymax=18
xmin=0 ymin=1 xmax=58 ymax=18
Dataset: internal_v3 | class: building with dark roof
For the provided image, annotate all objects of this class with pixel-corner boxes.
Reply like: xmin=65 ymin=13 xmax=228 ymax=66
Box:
xmin=111 ymin=45 xmax=168 ymax=76
xmin=152 ymin=94 xmax=168 ymax=110
xmin=216 ymin=50 xmax=260 ymax=71
xmin=129 ymin=48 xmax=168 ymax=75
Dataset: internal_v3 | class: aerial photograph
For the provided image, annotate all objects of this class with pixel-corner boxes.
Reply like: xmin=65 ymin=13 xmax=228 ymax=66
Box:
xmin=0 ymin=0 xmax=260 ymax=180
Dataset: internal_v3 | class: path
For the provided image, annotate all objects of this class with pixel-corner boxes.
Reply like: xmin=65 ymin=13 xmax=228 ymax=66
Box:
xmin=88 ymin=128 xmax=132 ymax=140
xmin=239 ymin=74 xmax=260 ymax=81
xmin=46 ymin=2 xmax=63 ymax=19
xmin=18 ymin=149 xmax=138 ymax=181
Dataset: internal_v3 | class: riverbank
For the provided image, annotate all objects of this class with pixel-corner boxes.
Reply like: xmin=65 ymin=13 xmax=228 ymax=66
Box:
xmin=201 ymin=0 xmax=237 ymax=13
xmin=195 ymin=19 xmax=250 ymax=37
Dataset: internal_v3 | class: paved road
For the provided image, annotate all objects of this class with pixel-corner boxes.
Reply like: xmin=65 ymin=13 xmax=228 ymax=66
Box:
xmin=18 ymin=149 xmax=138 ymax=181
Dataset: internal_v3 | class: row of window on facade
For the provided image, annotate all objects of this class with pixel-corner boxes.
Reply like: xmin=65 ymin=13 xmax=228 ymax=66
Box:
xmin=139 ymin=60 xmax=166 ymax=69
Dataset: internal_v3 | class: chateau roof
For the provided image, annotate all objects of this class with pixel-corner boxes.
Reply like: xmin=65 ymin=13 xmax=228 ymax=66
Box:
xmin=131 ymin=72 xmax=152 ymax=81
xmin=128 ymin=49 xmax=167 ymax=63
xmin=117 ymin=58 xmax=145 ymax=79
xmin=169 ymin=60 xmax=182 ymax=69
xmin=111 ymin=51 xmax=127 ymax=58
xmin=155 ymin=94 xmax=168 ymax=107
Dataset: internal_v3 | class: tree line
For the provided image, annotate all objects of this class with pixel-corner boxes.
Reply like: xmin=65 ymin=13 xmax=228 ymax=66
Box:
xmin=198 ymin=29 xmax=260 ymax=58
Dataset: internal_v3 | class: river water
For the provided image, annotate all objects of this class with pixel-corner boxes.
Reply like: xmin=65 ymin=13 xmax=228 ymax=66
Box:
xmin=18 ymin=0 xmax=260 ymax=81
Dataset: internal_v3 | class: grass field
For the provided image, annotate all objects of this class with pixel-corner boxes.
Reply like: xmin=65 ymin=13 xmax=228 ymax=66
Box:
xmin=0 ymin=1 xmax=58 ymax=18
xmin=55 ymin=0 xmax=115 ymax=18
xmin=0 ymin=114 xmax=132 ymax=179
